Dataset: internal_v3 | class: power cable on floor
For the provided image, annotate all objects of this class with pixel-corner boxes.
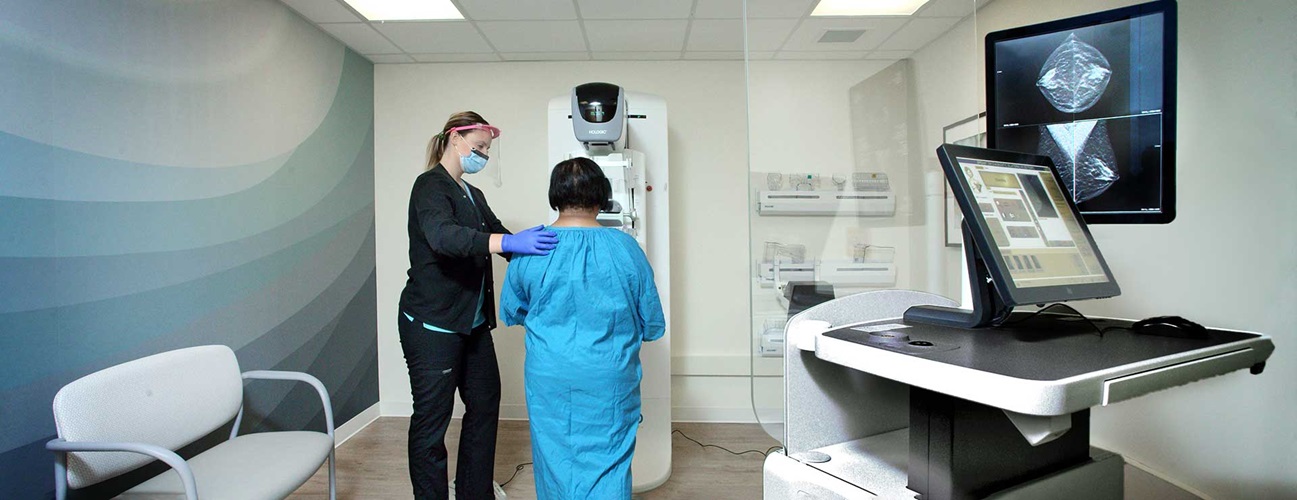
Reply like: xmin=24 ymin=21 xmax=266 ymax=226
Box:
xmin=672 ymin=429 xmax=783 ymax=457
xmin=499 ymin=462 xmax=531 ymax=488
xmin=499 ymin=429 xmax=783 ymax=488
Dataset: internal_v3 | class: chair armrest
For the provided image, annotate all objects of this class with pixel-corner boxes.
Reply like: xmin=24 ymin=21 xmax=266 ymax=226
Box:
xmin=231 ymin=370 xmax=334 ymax=440
xmin=46 ymin=438 xmax=198 ymax=500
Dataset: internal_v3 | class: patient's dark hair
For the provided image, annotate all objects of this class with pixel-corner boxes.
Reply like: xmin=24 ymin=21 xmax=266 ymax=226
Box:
xmin=549 ymin=157 xmax=612 ymax=211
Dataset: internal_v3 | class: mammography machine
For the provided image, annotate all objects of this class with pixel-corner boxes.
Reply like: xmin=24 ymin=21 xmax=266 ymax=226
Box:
xmin=547 ymin=83 xmax=672 ymax=491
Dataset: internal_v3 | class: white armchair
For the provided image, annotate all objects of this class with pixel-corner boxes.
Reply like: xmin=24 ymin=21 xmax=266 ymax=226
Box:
xmin=47 ymin=345 xmax=336 ymax=500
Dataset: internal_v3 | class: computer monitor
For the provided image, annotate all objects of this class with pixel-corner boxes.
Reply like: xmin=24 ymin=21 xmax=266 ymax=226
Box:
xmin=905 ymin=144 xmax=1121 ymax=329
xmin=986 ymin=0 xmax=1176 ymax=224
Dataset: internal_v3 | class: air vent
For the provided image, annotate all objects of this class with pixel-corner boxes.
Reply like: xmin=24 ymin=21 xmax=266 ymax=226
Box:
xmin=818 ymin=29 xmax=866 ymax=43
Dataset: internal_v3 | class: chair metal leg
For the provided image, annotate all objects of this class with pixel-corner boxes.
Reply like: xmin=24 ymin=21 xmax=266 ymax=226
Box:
xmin=328 ymin=447 xmax=337 ymax=500
xmin=53 ymin=452 xmax=67 ymax=500
xmin=230 ymin=404 xmax=244 ymax=440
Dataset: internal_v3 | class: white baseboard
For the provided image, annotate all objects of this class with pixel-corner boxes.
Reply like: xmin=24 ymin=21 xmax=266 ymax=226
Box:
xmin=672 ymin=355 xmax=784 ymax=377
xmin=500 ymin=404 xmax=528 ymax=420
xmin=380 ymin=400 xmax=529 ymax=420
xmin=1123 ymin=457 xmax=1210 ymax=499
xmin=379 ymin=400 xmax=776 ymax=425
xmin=672 ymin=406 xmax=758 ymax=423
xmin=671 ymin=406 xmax=786 ymax=424
xmin=379 ymin=400 xmax=412 ymax=417
xmin=334 ymin=403 xmax=380 ymax=447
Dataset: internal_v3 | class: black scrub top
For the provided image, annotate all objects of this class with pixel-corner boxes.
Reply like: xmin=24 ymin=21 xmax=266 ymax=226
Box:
xmin=399 ymin=164 xmax=512 ymax=333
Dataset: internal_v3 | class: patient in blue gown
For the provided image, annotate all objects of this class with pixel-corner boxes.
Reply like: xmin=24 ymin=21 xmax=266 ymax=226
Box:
xmin=499 ymin=157 xmax=665 ymax=499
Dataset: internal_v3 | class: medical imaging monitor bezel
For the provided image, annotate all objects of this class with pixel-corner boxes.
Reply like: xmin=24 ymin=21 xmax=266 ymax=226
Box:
xmin=939 ymin=144 xmax=1121 ymax=308
xmin=985 ymin=0 xmax=1177 ymax=224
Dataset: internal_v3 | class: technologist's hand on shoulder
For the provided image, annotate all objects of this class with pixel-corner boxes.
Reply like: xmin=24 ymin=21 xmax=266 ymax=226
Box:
xmin=502 ymin=225 xmax=558 ymax=256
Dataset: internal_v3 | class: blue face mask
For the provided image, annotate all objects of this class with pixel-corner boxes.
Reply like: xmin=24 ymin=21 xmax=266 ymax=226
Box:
xmin=462 ymin=150 xmax=489 ymax=174
xmin=456 ymin=134 xmax=489 ymax=174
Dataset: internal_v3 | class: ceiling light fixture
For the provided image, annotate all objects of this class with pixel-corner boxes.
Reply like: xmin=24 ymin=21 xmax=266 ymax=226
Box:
xmin=340 ymin=0 xmax=464 ymax=21
xmin=810 ymin=0 xmax=931 ymax=17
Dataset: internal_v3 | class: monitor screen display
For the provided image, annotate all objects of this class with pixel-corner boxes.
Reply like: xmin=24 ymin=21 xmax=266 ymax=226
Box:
xmin=938 ymin=144 xmax=1120 ymax=306
xmin=986 ymin=0 xmax=1176 ymax=224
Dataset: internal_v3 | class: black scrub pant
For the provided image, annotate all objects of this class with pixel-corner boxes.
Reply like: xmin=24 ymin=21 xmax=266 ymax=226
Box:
xmin=399 ymin=314 xmax=501 ymax=500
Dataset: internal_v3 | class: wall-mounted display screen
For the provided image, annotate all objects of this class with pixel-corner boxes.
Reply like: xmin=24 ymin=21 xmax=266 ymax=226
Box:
xmin=986 ymin=0 xmax=1177 ymax=224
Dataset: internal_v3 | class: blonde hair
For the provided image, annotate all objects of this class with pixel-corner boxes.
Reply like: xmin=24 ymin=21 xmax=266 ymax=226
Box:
xmin=427 ymin=111 xmax=490 ymax=170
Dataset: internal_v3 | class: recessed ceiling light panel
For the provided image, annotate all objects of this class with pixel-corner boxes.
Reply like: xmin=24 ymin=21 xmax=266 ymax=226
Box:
xmin=341 ymin=0 xmax=464 ymax=21
xmin=811 ymin=0 xmax=931 ymax=17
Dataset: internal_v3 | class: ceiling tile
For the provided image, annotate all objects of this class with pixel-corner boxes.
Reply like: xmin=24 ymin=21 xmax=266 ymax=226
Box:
xmin=281 ymin=0 xmax=362 ymax=23
xmin=687 ymin=19 xmax=797 ymax=52
xmin=682 ymin=51 xmax=744 ymax=60
xmin=915 ymin=0 xmax=975 ymax=18
xmin=477 ymin=21 xmax=587 ymax=52
xmin=866 ymin=50 xmax=914 ymax=60
xmin=365 ymin=53 xmax=416 ymax=63
xmin=584 ymin=20 xmax=688 ymax=51
xmin=500 ymin=52 xmax=591 ymax=61
xmin=457 ymin=0 xmax=578 ymax=20
xmin=878 ymin=17 xmax=962 ymax=51
xmin=373 ymin=21 xmax=492 ymax=53
xmin=775 ymin=51 xmax=869 ymax=60
xmin=781 ymin=18 xmax=907 ymax=52
xmin=591 ymin=52 xmax=683 ymax=61
xmin=691 ymin=0 xmax=743 ymax=19
xmin=744 ymin=19 xmax=800 ymax=51
xmin=681 ymin=50 xmax=777 ymax=60
xmin=576 ymin=0 xmax=694 ymax=20
xmin=694 ymin=0 xmax=814 ymax=19
xmin=410 ymin=53 xmax=502 ymax=62
xmin=317 ymin=23 xmax=400 ymax=54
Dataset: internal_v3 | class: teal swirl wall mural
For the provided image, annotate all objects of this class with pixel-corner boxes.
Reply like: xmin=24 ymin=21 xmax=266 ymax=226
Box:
xmin=0 ymin=1 xmax=378 ymax=497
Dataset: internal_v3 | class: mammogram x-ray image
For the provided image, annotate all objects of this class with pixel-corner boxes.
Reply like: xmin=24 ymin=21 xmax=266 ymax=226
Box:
xmin=1038 ymin=120 xmax=1118 ymax=203
xmin=1037 ymin=34 xmax=1112 ymax=113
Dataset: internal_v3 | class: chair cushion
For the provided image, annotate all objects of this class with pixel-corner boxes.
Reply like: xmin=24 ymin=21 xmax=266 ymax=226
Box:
xmin=53 ymin=345 xmax=244 ymax=488
xmin=120 ymin=431 xmax=331 ymax=500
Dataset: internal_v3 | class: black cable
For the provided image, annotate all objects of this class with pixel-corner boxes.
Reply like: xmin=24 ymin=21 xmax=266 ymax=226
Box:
xmin=1000 ymin=302 xmax=1068 ymax=325
xmin=500 ymin=430 xmax=782 ymax=488
xmin=1001 ymin=302 xmax=1113 ymax=337
xmin=990 ymin=298 xmax=1014 ymax=326
xmin=672 ymin=429 xmax=784 ymax=457
xmin=499 ymin=462 xmax=531 ymax=488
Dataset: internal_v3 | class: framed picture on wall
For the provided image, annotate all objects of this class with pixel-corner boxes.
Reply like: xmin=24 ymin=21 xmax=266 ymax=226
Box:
xmin=941 ymin=113 xmax=986 ymax=246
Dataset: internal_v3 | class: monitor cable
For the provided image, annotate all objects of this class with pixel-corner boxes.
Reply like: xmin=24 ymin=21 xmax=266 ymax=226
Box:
xmin=990 ymin=300 xmax=1014 ymax=326
xmin=1002 ymin=302 xmax=1129 ymax=337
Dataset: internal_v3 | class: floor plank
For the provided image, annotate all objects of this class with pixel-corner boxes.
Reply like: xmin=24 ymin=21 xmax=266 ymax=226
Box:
xmin=287 ymin=418 xmax=780 ymax=499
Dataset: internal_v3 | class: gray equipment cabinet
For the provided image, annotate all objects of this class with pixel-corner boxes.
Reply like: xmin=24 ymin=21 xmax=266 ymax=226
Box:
xmin=763 ymin=290 xmax=1274 ymax=500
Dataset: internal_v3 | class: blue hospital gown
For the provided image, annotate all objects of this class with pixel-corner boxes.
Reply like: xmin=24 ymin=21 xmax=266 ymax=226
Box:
xmin=499 ymin=227 xmax=666 ymax=499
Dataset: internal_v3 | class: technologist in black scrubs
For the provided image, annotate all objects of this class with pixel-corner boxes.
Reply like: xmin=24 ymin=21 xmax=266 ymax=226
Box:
xmin=398 ymin=111 xmax=557 ymax=499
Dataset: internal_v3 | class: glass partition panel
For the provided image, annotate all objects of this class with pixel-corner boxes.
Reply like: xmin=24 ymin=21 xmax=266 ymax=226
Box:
xmin=745 ymin=0 xmax=989 ymax=441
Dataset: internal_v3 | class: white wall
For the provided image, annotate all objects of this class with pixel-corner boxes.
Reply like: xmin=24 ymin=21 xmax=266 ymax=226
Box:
xmin=910 ymin=0 xmax=1297 ymax=497
xmin=375 ymin=60 xmax=886 ymax=421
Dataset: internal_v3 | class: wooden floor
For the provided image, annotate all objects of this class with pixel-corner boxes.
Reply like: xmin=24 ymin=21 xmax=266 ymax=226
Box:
xmin=287 ymin=417 xmax=779 ymax=499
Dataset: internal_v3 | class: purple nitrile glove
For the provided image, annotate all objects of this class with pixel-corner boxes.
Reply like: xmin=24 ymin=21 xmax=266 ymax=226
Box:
xmin=501 ymin=225 xmax=558 ymax=256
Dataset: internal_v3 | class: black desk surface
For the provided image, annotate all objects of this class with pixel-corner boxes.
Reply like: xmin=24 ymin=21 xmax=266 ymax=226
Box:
xmin=822 ymin=313 xmax=1262 ymax=381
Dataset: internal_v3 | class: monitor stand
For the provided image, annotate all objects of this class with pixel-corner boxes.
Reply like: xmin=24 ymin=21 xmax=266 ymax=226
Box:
xmin=904 ymin=221 xmax=1009 ymax=329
